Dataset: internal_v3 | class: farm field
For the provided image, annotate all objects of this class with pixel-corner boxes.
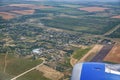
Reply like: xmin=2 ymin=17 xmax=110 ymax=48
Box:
xmin=0 ymin=4 xmax=53 ymax=20
xmin=0 ymin=54 xmax=43 ymax=80
xmin=107 ymin=27 xmax=120 ymax=38
xmin=17 ymin=70 xmax=51 ymax=80
xmin=104 ymin=45 xmax=120 ymax=63
xmin=0 ymin=2 xmax=120 ymax=35
xmin=0 ymin=6 xmax=30 ymax=12
xmin=112 ymin=15 xmax=120 ymax=19
xmin=11 ymin=10 xmax=35 ymax=15
xmin=36 ymin=65 xmax=64 ymax=80
xmin=73 ymin=47 xmax=91 ymax=60
xmin=9 ymin=4 xmax=53 ymax=9
xmin=0 ymin=12 xmax=16 ymax=20
xmin=79 ymin=7 xmax=109 ymax=12
xmin=41 ymin=16 xmax=120 ymax=34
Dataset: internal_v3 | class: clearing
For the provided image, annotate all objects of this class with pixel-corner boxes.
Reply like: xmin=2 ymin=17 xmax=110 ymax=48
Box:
xmin=36 ymin=65 xmax=64 ymax=80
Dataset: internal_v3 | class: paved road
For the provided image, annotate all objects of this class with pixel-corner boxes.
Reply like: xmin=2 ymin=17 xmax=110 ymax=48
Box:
xmin=10 ymin=59 xmax=45 ymax=80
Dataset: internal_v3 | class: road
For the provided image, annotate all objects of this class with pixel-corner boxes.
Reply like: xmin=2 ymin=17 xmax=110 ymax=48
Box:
xmin=78 ymin=44 xmax=103 ymax=62
xmin=10 ymin=58 xmax=45 ymax=80
xmin=104 ymin=24 xmax=120 ymax=36
xmin=90 ymin=44 xmax=114 ymax=62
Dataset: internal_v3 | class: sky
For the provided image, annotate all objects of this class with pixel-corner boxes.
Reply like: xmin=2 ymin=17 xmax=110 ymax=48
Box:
xmin=1 ymin=0 xmax=119 ymax=2
xmin=27 ymin=0 xmax=120 ymax=2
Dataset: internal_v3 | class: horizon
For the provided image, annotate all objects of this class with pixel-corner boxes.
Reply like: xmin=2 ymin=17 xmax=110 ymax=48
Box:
xmin=1 ymin=0 xmax=120 ymax=2
xmin=29 ymin=0 xmax=120 ymax=2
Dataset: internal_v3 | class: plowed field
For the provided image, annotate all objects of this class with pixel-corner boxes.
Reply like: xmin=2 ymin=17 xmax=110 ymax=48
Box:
xmin=79 ymin=7 xmax=108 ymax=12
xmin=104 ymin=45 xmax=120 ymax=63
xmin=0 ymin=12 xmax=16 ymax=20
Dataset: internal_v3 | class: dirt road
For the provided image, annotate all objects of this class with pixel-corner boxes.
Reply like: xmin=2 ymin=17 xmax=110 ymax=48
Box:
xmin=90 ymin=44 xmax=114 ymax=62
xmin=104 ymin=24 xmax=120 ymax=36
xmin=79 ymin=44 xmax=103 ymax=62
xmin=10 ymin=59 xmax=45 ymax=80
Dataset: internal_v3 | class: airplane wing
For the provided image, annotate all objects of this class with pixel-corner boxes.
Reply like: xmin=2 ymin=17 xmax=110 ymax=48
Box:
xmin=71 ymin=62 xmax=120 ymax=80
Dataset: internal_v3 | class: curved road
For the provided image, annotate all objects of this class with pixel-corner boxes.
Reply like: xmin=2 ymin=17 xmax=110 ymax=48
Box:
xmin=10 ymin=58 xmax=45 ymax=80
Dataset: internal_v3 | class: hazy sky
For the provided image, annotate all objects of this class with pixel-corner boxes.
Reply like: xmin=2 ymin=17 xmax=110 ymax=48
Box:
xmin=1 ymin=0 xmax=119 ymax=2
xmin=27 ymin=0 xmax=120 ymax=2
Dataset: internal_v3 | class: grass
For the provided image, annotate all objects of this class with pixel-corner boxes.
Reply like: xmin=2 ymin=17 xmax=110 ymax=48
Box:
xmin=73 ymin=47 xmax=91 ymax=60
xmin=6 ymin=56 xmax=43 ymax=76
xmin=61 ymin=4 xmax=83 ymax=8
xmin=0 ymin=54 xmax=14 ymax=80
xmin=41 ymin=16 xmax=120 ymax=34
xmin=107 ymin=27 xmax=120 ymax=38
xmin=17 ymin=70 xmax=51 ymax=80
xmin=59 ymin=57 xmax=72 ymax=68
xmin=0 ymin=72 xmax=13 ymax=80
xmin=0 ymin=53 xmax=43 ymax=80
xmin=0 ymin=54 xmax=5 ymax=72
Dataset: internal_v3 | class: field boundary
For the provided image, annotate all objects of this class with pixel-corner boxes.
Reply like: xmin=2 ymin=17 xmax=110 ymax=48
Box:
xmin=104 ymin=24 xmax=120 ymax=36
xmin=78 ymin=44 xmax=103 ymax=62
xmin=10 ymin=59 xmax=45 ymax=80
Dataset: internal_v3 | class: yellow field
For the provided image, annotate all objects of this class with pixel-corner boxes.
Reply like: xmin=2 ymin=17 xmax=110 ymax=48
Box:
xmin=36 ymin=65 xmax=64 ymax=80
xmin=104 ymin=45 xmax=120 ymax=63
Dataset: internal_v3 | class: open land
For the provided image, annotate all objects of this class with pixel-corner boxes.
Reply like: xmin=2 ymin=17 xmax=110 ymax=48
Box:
xmin=9 ymin=4 xmax=53 ymax=9
xmin=0 ymin=4 xmax=53 ymax=20
xmin=90 ymin=44 xmax=114 ymax=62
xmin=79 ymin=44 xmax=103 ymax=62
xmin=107 ymin=26 xmax=120 ymax=38
xmin=36 ymin=65 xmax=64 ymax=80
xmin=79 ymin=7 xmax=109 ymax=12
xmin=104 ymin=45 xmax=120 ymax=63
xmin=112 ymin=15 xmax=120 ymax=19
xmin=11 ymin=10 xmax=35 ymax=15
xmin=72 ymin=47 xmax=91 ymax=60
xmin=70 ymin=46 xmax=91 ymax=66
xmin=17 ymin=70 xmax=51 ymax=80
xmin=0 ymin=54 xmax=43 ymax=80
xmin=0 ymin=6 xmax=30 ymax=12
xmin=0 ymin=12 xmax=16 ymax=20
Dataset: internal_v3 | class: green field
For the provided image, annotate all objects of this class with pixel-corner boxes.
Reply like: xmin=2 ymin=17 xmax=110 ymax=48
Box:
xmin=41 ymin=16 xmax=120 ymax=34
xmin=73 ymin=47 xmax=91 ymax=60
xmin=0 ymin=1 xmax=120 ymax=35
xmin=107 ymin=27 xmax=120 ymax=38
xmin=0 ymin=54 xmax=43 ymax=80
